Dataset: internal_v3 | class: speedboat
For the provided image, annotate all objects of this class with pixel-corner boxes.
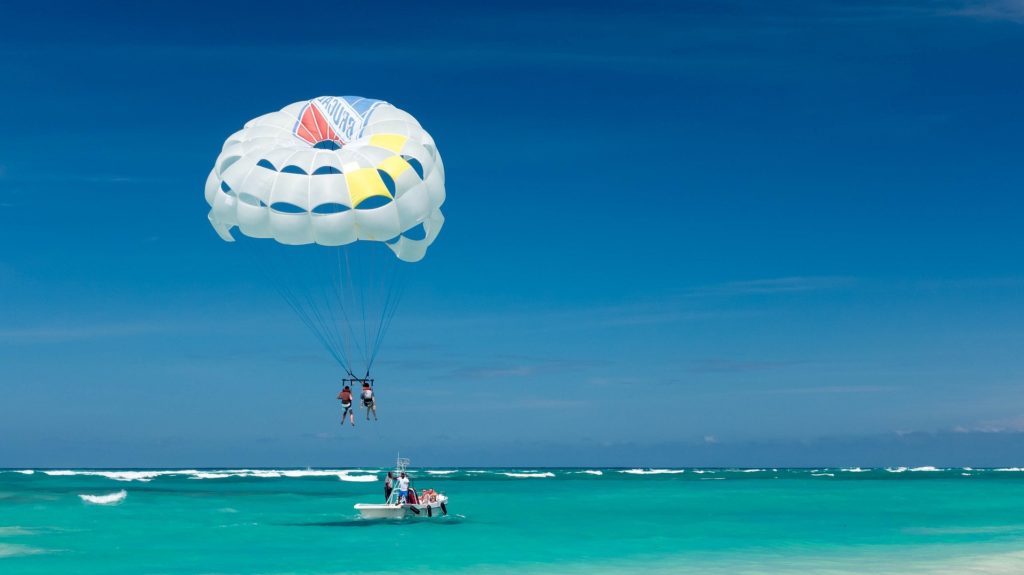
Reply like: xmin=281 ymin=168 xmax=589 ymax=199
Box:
xmin=354 ymin=457 xmax=449 ymax=520
xmin=354 ymin=492 xmax=449 ymax=519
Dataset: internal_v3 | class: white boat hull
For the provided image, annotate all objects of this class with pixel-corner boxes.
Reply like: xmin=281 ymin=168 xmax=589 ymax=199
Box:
xmin=355 ymin=496 xmax=448 ymax=519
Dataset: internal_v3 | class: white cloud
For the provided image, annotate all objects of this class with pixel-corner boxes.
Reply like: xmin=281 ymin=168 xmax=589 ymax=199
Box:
xmin=950 ymin=0 xmax=1024 ymax=22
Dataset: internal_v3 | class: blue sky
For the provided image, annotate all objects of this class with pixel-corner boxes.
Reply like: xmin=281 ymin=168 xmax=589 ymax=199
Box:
xmin=1 ymin=1 xmax=1023 ymax=467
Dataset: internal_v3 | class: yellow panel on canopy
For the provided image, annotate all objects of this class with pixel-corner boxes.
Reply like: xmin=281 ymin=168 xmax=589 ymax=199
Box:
xmin=345 ymin=168 xmax=393 ymax=208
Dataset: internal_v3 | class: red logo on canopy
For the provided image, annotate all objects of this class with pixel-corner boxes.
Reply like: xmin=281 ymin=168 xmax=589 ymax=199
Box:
xmin=295 ymin=103 xmax=341 ymax=147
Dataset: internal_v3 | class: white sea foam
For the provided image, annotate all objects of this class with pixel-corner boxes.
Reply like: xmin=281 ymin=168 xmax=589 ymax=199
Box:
xmin=0 ymin=543 xmax=48 ymax=558
xmin=995 ymin=468 xmax=1024 ymax=472
xmin=14 ymin=470 xmax=34 ymax=475
xmin=79 ymin=490 xmax=127 ymax=505
xmin=620 ymin=469 xmax=685 ymax=475
xmin=886 ymin=467 xmax=908 ymax=473
xmin=701 ymin=477 xmax=726 ymax=480
xmin=426 ymin=470 xmax=458 ymax=475
xmin=190 ymin=472 xmax=233 ymax=479
xmin=812 ymin=473 xmax=835 ymax=477
xmin=577 ymin=470 xmax=603 ymax=475
xmin=49 ymin=470 xmax=160 ymax=481
xmin=42 ymin=468 xmax=384 ymax=482
xmin=738 ymin=469 xmax=765 ymax=473
xmin=337 ymin=473 xmax=377 ymax=482
xmin=43 ymin=470 xmax=199 ymax=482
xmin=910 ymin=466 xmax=941 ymax=472
xmin=501 ymin=472 xmax=555 ymax=478
xmin=841 ymin=467 xmax=868 ymax=473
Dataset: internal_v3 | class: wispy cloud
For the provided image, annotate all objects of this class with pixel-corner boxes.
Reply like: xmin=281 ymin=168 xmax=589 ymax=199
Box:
xmin=684 ymin=276 xmax=857 ymax=298
xmin=687 ymin=358 xmax=802 ymax=374
xmin=0 ymin=322 xmax=171 ymax=343
xmin=949 ymin=0 xmax=1024 ymax=22
xmin=910 ymin=277 xmax=1024 ymax=290
xmin=444 ymin=355 xmax=604 ymax=381
xmin=755 ymin=385 xmax=899 ymax=395
xmin=953 ymin=414 xmax=1024 ymax=433
xmin=440 ymin=397 xmax=592 ymax=413
xmin=0 ymin=173 xmax=157 ymax=184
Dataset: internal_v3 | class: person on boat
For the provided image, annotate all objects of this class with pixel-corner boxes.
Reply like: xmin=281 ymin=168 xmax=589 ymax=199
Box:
xmin=384 ymin=472 xmax=394 ymax=502
xmin=397 ymin=472 xmax=410 ymax=503
xmin=361 ymin=380 xmax=377 ymax=421
xmin=337 ymin=385 xmax=355 ymax=427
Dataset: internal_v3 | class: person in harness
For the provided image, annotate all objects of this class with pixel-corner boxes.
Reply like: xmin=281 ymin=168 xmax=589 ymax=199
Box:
xmin=361 ymin=380 xmax=378 ymax=421
xmin=337 ymin=385 xmax=355 ymax=427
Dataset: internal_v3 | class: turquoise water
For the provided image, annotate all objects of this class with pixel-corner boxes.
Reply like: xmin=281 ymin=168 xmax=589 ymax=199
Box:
xmin=4 ymin=467 xmax=1024 ymax=574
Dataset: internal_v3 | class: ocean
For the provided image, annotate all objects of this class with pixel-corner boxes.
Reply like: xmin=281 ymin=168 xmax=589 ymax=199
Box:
xmin=3 ymin=467 xmax=1024 ymax=574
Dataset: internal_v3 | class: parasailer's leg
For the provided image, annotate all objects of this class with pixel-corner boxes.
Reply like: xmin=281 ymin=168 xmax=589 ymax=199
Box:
xmin=341 ymin=404 xmax=356 ymax=427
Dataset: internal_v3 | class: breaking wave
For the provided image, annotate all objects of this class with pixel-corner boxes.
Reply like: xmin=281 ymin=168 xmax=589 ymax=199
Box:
xmin=39 ymin=469 xmax=379 ymax=482
xmin=16 ymin=467 xmax=1024 ymax=483
xmin=45 ymin=470 xmax=196 ymax=482
xmin=79 ymin=490 xmax=127 ymax=505
xmin=337 ymin=473 xmax=377 ymax=482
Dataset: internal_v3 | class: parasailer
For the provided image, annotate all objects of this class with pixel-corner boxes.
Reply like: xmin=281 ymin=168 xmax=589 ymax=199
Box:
xmin=338 ymin=385 xmax=355 ymax=427
xmin=361 ymin=380 xmax=377 ymax=421
xmin=204 ymin=96 xmax=445 ymax=417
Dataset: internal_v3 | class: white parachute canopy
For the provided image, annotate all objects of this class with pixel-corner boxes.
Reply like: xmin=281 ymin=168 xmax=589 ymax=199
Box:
xmin=204 ymin=96 xmax=446 ymax=376
xmin=205 ymin=96 xmax=445 ymax=262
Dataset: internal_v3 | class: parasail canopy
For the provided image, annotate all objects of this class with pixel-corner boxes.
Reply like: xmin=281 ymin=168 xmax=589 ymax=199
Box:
xmin=204 ymin=96 xmax=446 ymax=376
xmin=205 ymin=96 xmax=445 ymax=262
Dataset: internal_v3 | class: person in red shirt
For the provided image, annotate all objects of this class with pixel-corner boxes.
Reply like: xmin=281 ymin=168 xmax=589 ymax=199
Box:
xmin=337 ymin=385 xmax=355 ymax=427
